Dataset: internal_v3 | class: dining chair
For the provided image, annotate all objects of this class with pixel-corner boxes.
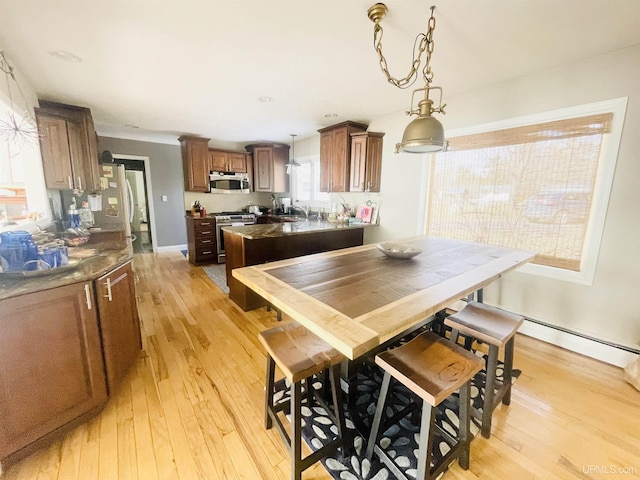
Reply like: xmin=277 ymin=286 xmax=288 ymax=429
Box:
xmin=259 ymin=321 xmax=348 ymax=480
xmin=444 ymin=301 xmax=524 ymax=438
xmin=366 ymin=331 xmax=484 ymax=480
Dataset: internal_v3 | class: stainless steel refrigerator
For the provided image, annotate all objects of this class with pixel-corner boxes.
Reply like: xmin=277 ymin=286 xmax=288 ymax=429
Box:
xmin=89 ymin=163 xmax=133 ymax=247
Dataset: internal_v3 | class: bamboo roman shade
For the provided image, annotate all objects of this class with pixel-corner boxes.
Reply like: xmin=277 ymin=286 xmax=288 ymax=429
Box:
xmin=427 ymin=113 xmax=613 ymax=271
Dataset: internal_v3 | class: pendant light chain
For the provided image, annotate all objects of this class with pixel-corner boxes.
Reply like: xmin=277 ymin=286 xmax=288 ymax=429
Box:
xmin=372 ymin=6 xmax=437 ymax=89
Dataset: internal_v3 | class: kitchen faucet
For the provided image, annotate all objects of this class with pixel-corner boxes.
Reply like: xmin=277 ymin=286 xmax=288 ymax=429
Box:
xmin=290 ymin=205 xmax=309 ymax=218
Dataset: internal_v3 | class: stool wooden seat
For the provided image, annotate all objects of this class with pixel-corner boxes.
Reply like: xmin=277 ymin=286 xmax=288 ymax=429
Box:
xmin=366 ymin=331 xmax=484 ymax=480
xmin=259 ymin=322 xmax=347 ymax=480
xmin=444 ymin=301 xmax=524 ymax=438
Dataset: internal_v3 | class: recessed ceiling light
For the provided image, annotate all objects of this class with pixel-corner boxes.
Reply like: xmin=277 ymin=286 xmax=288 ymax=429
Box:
xmin=324 ymin=113 xmax=338 ymax=118
xmin=47 ymin=50 xmax=83 ymax=63
xmin=257 ymin=96 xmax=275 ymax=103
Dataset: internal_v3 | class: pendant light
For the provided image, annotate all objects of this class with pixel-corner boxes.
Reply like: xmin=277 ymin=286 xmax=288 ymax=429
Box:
xmin=286 ymin=134 xmax=301 ymax=175
xmin=367 ymin=4 xmax=448 ymax=153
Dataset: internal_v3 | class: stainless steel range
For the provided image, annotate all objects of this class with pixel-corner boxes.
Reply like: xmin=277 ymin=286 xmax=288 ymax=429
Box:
xmin=213 ymin=212 xmax=256 ymax=263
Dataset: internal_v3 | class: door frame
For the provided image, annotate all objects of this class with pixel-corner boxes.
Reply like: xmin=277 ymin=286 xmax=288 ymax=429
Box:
xmin=112 ymin=154 xmax=158 ymax=253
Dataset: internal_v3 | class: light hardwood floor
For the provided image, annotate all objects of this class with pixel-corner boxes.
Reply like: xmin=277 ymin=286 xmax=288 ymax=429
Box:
xmin=3 ymin=251 xmax=639 ymax=480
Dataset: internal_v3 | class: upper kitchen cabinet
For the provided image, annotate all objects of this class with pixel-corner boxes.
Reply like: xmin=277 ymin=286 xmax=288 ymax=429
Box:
xmin=349 ymin=131 xmax=385 ymax=192
xmin=318 ymin=121 xmax=368 ymax=192
xmin=209 ymin=149 xmax=248 ymax=173
xmin=245 ymin=143 xmax=289 ymax=193
xmin=35 ymin=100 xmax=101 ymax=192
xmin=179 ymin=135 xmax=211 ymax=192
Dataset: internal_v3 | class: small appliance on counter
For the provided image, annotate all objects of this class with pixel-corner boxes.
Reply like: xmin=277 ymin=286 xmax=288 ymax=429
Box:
xmin=280 ymin=197 xmax=292 ymax=214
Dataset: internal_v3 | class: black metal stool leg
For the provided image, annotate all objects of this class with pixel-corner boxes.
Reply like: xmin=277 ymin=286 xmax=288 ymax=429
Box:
xmin=458 ymin=380 xmax=471 ymax=469
xmin=482 ymin=344 xmax=499 ymax=438
xmin=265 ymin=356 xmax=275 ymax=429
xmin=291 ymin=381 xmax=302 ymax=480
xmin=502 ymin=336 xmax=515 ymax=405
xmin=365 ymin=371 xmax=392 ymax=461
xmin=415 ymin=401 xmax=436 ymax=480
xmin=328 ymin=364 xmax=350 ymax=454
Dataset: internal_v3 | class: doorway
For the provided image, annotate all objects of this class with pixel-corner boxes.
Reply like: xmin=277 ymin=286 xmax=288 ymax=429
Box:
xmin=113 ymin=156 xmax=154 ymax=254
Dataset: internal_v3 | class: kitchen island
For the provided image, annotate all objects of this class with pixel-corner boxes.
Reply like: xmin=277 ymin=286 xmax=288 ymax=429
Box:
xmin=223 ymin=220 xmax=369 ymax=311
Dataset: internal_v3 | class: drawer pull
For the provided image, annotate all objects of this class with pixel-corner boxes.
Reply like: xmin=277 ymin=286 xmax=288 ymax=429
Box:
xmin=200 ymin=230 xmax=212 ymax=235
xmin=202 ymin=250 xmax=212 ymax=255
xmin=104 ymin=278 xmax=113 ymax=301
xmin=200 ymin=222 xmax=212 ymax=226
xmin=84 ymin=284 xmax=92 ymax=310
xmin=201 ymin=239 xmax=212 ymax=244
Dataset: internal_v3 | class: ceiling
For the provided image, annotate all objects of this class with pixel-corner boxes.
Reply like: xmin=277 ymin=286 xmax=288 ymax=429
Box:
xmin=1 ymin=0 xmax=639 ymax=147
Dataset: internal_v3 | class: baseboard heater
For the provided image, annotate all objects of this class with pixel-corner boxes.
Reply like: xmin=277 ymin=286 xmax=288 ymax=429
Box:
xmin=523 ymin=315 xmax=640 ymax=355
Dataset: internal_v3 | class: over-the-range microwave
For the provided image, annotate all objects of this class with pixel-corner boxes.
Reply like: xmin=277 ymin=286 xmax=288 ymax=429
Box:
xmin=209 ymin=171 xmax=250 ymax=194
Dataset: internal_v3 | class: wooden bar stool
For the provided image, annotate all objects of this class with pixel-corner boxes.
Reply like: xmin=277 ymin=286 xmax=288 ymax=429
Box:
xmin=366 ymin=331 xmax=484 ymax=480
xmin=259 ymin=322 xmax=347 ymax=480
xmin=444 ymin=301 xmax=524 ymax=438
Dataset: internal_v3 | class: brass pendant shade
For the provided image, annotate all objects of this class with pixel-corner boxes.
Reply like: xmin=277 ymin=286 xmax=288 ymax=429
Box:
xmin=395 ymin=98 xmax=445 ymax=153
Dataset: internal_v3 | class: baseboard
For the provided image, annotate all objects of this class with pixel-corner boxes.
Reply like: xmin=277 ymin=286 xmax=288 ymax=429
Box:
xmin=155 ymin=244 xmax=187 ymax=253
xmin=519 ymin=319 xmax=639 ymax=368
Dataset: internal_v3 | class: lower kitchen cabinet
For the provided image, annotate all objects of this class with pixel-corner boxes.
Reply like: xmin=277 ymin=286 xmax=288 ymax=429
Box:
xmin=0 ymin=282 xmax=108 ymax=465
xmin=95 ymin=260 xmax=141 ymax=394
xmin=186 ymin=215 xmax=217 ymax=265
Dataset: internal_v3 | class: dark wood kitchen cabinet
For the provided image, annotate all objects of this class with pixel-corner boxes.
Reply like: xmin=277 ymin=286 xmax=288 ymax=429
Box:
xmin=94 ymin=261 xmax=142 ymax=394
xmin=180 ymin=135 xmax=211 ymax=192
xmin=0 ymin=281 xmax=108 ymax=465
xmin=209 ymin=149 xmax=248 ymax=173
xmin=318 ymin=121 xmax=368 ymax=192
xmin=35 ymin=100 xmax=101 ymax=192
xmin=186 ymin=215 xmax=217 ymax=265
xmin=245 ymin=143 xmax=289 ymax=193
xmin=350 ymin=131 xmax=384 ymax=192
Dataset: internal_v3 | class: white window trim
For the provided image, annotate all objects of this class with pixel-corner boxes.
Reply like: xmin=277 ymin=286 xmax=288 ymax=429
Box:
xmin=422 ymin=97 xmax=627 ymax=285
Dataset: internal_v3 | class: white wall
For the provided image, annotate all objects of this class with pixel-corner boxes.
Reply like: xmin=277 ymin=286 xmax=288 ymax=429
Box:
xmin=327 ymin=45 xmax=640 ymax=362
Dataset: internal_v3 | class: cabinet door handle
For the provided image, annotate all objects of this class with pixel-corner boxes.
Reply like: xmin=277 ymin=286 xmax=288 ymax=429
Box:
xmin=77 ymin=176 xmax=83 ymax=190
xmin=68 ymin=176 xmax=73 ymax=189
xmin=104 ymin=278 xmax=113 ymax=301
xmin=84 ymin=284 xmax=92 ymax=310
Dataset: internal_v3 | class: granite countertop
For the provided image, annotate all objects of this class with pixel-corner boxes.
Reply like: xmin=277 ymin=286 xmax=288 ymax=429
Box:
xmin=222 ymin=220 xmax=373 ymax=240
xmin=0 ymin=241 xmax=133 ymax=301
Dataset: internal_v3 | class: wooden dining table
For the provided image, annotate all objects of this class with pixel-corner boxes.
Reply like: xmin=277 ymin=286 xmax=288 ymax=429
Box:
xmin=232 ymin=236 xmax=537 ymax=361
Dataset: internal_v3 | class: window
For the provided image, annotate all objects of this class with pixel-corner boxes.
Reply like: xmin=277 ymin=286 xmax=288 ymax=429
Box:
xmin=426 ymin=98 xmax=626 ymax=284
xmin=0 ymin=99 xmax=49 ymax=231
xmin=290 ymin=155 xmax=329 ymax=206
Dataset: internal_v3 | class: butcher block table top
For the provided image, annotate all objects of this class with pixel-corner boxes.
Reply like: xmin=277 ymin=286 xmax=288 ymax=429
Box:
xmin=232 ymin=236 xmax=537 ymax=360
